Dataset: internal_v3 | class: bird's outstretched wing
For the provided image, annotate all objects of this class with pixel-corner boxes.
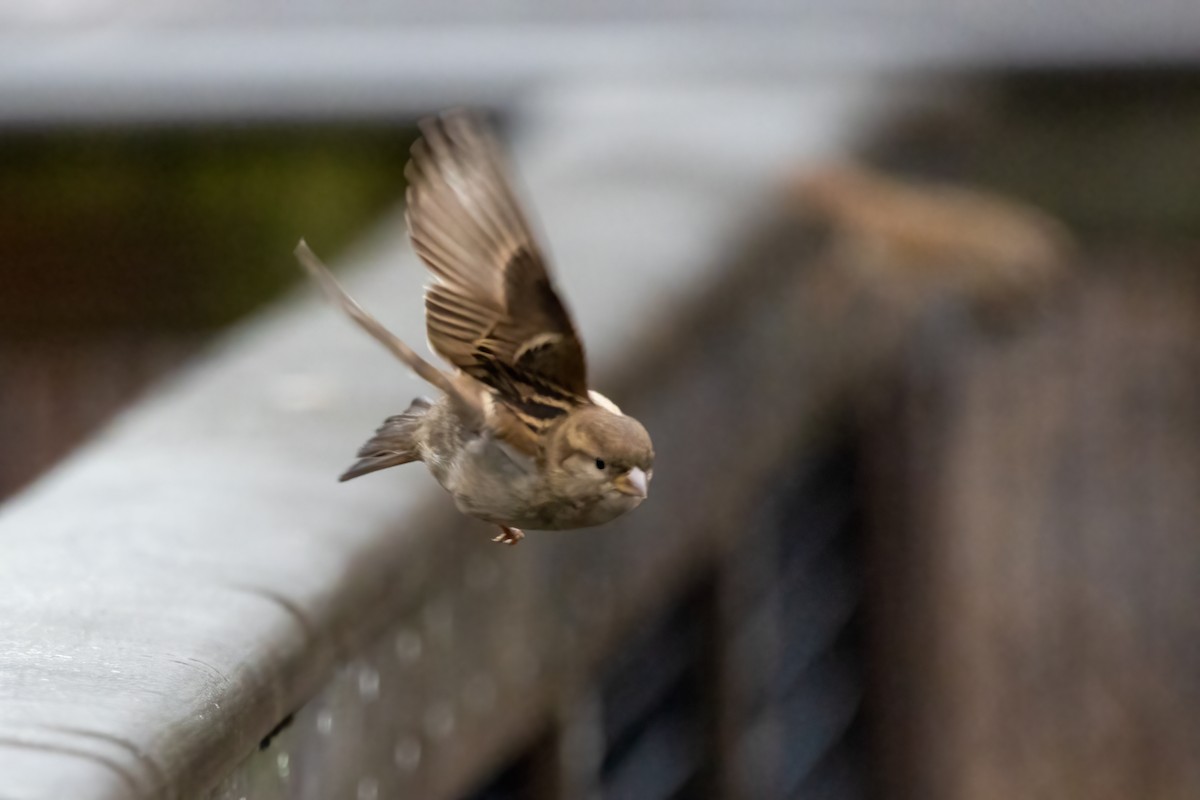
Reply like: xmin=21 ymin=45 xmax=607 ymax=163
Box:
xmin=406 ymin=111 xmax=590 ymax=442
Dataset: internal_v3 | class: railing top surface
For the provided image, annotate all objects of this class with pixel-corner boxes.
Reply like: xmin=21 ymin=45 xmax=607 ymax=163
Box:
xmin=0 ymin=79 xmax=877 ymax=799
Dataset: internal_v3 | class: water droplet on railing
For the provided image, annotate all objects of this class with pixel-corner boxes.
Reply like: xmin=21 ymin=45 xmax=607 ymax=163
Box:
xmin=276 ymin=753 xmax=290 ymax=780
xmin=357 ymin=776 xmax=379 ymax=800
xmin=316 ymin=709 xmax=334 ymax=735
xmin=358 ymin=666 xmax=381 ymax=701
xmin=394 ymin=736 xmax=422 ymax=771
xmin=423 ymin=702 xmax=456 ymax=740
xmin=394 ymin=629 xmax=423 ymax=664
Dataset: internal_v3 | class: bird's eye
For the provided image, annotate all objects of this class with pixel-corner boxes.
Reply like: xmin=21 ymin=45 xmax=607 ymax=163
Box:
xmin=595 ymin=459 xmax=606 ymax=470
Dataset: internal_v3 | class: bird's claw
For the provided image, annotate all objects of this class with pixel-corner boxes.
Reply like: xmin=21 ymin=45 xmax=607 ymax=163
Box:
xmin=492 ymin=526 xmax=525 ymax=545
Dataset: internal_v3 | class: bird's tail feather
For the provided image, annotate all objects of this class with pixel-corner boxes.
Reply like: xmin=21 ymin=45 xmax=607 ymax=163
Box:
xmin=339 ymin=397 xmax=431 ymax=481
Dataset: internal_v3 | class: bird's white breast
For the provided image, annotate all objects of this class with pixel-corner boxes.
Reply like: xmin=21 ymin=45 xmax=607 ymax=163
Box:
xmin=432 ymin=430 xmax=640 ymax=531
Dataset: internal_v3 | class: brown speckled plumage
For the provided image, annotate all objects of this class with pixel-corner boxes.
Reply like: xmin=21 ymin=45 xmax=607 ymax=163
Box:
xmin=297 ymin=111 xmax=653 ymax=544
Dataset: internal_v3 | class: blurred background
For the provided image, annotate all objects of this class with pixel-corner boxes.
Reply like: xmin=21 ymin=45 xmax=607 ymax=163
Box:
xmin=1 ymin=2 xmax=1199 ymax=800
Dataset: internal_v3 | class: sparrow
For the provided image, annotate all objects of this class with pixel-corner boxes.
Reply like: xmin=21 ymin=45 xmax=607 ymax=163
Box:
xmin=295 ymin=111 xmax=653 ymax=545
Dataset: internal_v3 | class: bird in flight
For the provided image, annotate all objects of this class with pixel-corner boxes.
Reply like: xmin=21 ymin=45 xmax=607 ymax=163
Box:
xmin=296 ymin=111 xmax=653 ymax=544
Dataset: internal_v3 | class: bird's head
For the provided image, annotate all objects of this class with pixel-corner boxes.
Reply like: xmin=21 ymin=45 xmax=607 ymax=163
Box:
xmin=548 ymin=404 xmax=654 ymax=512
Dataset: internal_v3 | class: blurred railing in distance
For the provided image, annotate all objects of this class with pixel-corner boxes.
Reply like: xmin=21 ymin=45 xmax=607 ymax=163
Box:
xmin=0 ymin=125 xmax=416 ymax=499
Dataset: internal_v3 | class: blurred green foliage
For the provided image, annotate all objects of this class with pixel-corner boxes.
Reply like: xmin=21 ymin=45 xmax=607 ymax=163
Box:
xmin=0 ymin=125 xmax=416 ymax=337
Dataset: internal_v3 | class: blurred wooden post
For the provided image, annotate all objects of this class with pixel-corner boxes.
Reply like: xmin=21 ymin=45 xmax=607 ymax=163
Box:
xmin=864 ymin=262 xmax=1200 ymax=800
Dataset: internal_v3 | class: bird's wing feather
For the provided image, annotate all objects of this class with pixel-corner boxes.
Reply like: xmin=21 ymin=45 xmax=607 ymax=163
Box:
xmin=406 ymin=112 xmax=590 ymax=417
xmin=294 ymin=240 xmax=483 ymax=426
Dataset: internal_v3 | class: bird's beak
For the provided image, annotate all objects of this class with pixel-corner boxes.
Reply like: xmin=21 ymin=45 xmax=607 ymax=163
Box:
xmin=615 ymin=467 xmax=649 ymax=499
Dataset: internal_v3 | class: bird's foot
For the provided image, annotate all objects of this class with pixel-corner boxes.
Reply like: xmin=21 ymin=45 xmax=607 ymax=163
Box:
xmin=492 ymin=526 xmax=525 ymax=545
